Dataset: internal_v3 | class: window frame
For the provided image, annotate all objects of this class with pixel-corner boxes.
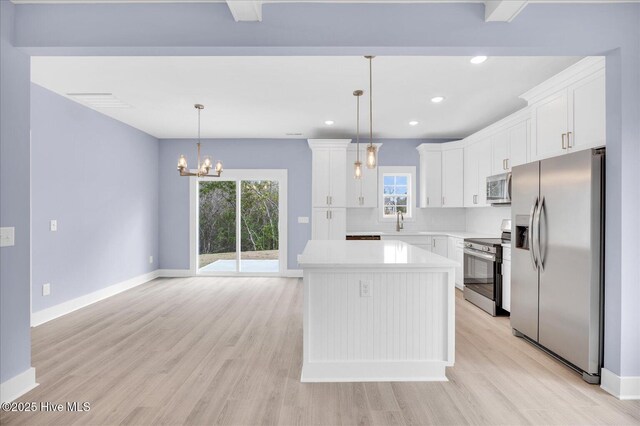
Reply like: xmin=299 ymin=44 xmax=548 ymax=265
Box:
xmin=378 ymin=166 xmax=416 ymax=222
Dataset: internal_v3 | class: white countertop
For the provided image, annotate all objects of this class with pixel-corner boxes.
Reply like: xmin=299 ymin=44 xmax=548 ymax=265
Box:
xmin=299 ymin=240 xmax=458 ymax=268
xmin=346 ymin=230 xmax=498 ymax=239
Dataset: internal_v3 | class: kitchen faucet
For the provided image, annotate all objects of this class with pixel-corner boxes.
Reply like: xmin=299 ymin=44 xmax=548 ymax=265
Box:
xmin=396 ymin=210 xmax=404 ymax=232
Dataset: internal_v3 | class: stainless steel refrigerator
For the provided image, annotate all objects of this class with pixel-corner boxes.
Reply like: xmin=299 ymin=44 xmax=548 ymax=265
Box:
xmin=511 ymin=148 xmax=604 ymax=384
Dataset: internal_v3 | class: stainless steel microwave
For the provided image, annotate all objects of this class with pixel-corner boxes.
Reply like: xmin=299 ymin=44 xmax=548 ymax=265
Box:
xmin=486 ymin=172 xmax=511 ymax=205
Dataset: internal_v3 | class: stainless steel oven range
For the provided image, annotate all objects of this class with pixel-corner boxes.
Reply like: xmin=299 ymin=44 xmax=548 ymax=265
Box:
xmin=463 ymin=224 xmax=511 ymax=316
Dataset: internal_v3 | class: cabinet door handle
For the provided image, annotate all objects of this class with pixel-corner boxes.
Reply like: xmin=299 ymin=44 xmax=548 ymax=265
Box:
xmin=326 ymin=195 xmax=330 ymax=205
xmin=506 ymin=158 xmax=509 ymax=169
xmin=473 ymin=194 xmax=477 ymax=204
xmin=426 ymin=196 xmax=430 ymax=206
xmin=434 ymin=240 xmax=436 ymax=248
xmin=561 ymin=133 xmax=567 ymax=149
xmin=326 ymin=210 xmax=329 ymax=220
xmin=442 ymin=196 xmax=445 ymax=206
xmin=503 ymin=159 xmax=506 ymax=170
xmin=567 ymin=131 xmax=573 ymax=148
xmin=330 ymin=210 xmax=332 ymax=220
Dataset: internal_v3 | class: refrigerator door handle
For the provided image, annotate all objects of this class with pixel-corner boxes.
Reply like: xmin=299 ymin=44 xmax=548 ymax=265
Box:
xmin=529 ymin=197 xmax=539 ymax=270
xmin=534 ymin=196 xmax=545 ymax=271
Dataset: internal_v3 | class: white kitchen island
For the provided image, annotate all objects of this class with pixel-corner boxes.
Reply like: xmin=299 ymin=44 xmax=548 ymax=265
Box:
xmin=298 ymin=240 xmax=457 ymax=383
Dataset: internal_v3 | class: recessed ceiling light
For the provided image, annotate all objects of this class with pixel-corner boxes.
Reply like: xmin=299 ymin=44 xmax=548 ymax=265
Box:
xmin=409 ymin=121 xmax=419 ymax=126
xmin=431 ymin=96 xmax=445 ymax=103
xmin=470 ymin=56 xmax=488 ymax=64
xmin=324 ymin=120 xmax=335 ymax=125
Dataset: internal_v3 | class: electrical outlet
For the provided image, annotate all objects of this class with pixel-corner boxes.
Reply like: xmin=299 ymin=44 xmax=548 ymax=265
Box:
xmin=297 ymin=254 xmax=302 ymax=262
xmin=0 ymin=227 xmax=15 ymax=247
xmin=50 ymin=220 xmax=57 ymax=232
xmin=360 ymin=280 xmax=372 ymax=297
xmin=149 ymin=255 xmax=153 ymax=264
xmin=42 ymin=283 xmax=51 ymax=296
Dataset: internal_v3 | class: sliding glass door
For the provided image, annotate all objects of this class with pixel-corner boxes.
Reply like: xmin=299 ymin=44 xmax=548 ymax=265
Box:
xmin=196 ymin=171 xmax=285 ymax=275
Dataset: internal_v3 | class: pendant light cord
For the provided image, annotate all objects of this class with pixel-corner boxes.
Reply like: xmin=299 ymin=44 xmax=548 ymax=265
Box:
xmin=356 ymin=94 xmax=360 ymax=161
xmin=369 ymin=56 xmax=373 ymax=148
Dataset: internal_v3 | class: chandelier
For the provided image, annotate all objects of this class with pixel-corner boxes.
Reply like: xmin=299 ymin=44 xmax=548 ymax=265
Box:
xmin=365 ymin=55 xmax=377 ymax=169
xmin=177 ymin=104 xmax=223 ymax=177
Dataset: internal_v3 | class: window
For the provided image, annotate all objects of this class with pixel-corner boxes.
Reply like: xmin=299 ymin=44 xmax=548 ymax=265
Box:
xmin=378 ymin=166 xmax=415 ymax=220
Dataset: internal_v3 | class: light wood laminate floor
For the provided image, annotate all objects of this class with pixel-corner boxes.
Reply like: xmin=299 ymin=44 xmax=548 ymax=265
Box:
xmin=2 ymin=277 xmax=638 ymax=425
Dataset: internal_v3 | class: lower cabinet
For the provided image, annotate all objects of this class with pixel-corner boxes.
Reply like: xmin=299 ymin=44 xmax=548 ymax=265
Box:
xmin=431 ymin=236 xmax=448 ymax=257
xmin=312 ymin=208 xmax=346 ymax=240
xmin=502 ymin=246 xmax=511 ymax=312
xmin=448 ymin=237 xmax=464 ymax=289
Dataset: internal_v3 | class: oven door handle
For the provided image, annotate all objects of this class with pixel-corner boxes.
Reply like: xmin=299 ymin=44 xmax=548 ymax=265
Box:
xmin=464 ymin=248 xmax=496 ymax=262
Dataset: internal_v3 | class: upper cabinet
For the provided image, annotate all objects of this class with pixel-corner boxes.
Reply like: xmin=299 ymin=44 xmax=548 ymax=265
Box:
xmin=417 ymin=142 xmax=463 ymax=208
xmin=522 ymin=57 xmax=605 ymax=162
xmin=491 ymin=120 xmax=529 ymax=174
xmin=442 ymin=147 xmax=464 ymax=207
xmin=346 ymin=144 xmax=381 ymax=208
xmin=309 ymin=139 xmax=350 ymax=208
xmin=464 ymin=138 xmax=492 ymax=207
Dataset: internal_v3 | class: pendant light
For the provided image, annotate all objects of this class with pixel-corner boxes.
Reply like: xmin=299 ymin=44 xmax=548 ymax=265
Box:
xmin=177 ymin=104 xmax=223 ymax=177
xmin=365 ymin=55 xmax=377 ymax=169
xmin=353 ymin=89 xmax=364 ymax=179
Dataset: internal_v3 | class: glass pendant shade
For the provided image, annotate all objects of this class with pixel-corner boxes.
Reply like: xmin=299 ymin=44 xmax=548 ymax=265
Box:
xmin=215 ymin=160 xmax=223 ymax=174
xmin=177 ymin=154 xmax=188 ymax=171
xmin=203 ymin=155 xmax=212 ymax=169
xmin=354 ymin=161 xmax=362 ymax=179
xmin=366 ymin=145 xmax=377 ymax=169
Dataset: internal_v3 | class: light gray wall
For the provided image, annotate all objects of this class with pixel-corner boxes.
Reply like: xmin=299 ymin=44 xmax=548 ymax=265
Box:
xmin=30 ymin=84 xmax=160 ymax=313
xmin=159 ymin=138 xmax=311 ymax=271
xmin=3 ymin=1 xmax=639 ymax=380
xmin=0 ymin=1 xmax=32 ymax=384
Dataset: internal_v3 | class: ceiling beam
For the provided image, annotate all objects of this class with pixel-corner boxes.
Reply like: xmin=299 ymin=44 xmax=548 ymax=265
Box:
xmin=226 ymin=1 xmax=262 ymax=22
xmin=484 ymin=0 xmax=528 ymax=22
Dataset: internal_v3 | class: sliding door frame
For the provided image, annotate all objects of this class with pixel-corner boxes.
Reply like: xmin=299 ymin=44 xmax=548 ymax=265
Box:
xmin=189 ymin=169 xmax=288 ymax=277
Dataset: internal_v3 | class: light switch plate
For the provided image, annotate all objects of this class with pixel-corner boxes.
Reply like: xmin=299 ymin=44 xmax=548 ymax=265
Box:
xmin=42 ymin=283 xmax=51 ymax=296
xmin=149 ymin=255 xmax=153 ymax=264
xmin=0 ymin=227 xmax=15 ymax=247
xmin=298 ymin=216 xmax=309 ymax=224
xmin=50 ymin=220 xmax=57 ymax=232
xmin=360 ymin=280 xmax=372 ymax=297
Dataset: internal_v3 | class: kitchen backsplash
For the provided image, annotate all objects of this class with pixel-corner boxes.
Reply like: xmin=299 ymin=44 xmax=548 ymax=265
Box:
xmin=347 ymin=208 xmax=466 ymax=233
xmin=465 ymin=206 xmax=511 ymax=235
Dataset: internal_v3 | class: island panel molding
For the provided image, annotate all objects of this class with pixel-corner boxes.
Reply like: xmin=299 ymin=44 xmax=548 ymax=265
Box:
xmin=300 ymin=240 xmax=456 ymax=382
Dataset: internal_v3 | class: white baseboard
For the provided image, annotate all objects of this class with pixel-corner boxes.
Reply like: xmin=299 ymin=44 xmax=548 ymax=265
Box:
xmin=157 ymin=269 xmax=193 ymax=277
xmin=601 ymin=368 xmax=640 ymax=400
xmin=284 ymin=269 xmax=303 ymax=278
xmin=31 ymin=270 xmax=160 ymax=327
xmin=301 ymin=361 xmax=448 ymax=383
xmin=1 ymin=367 xmax=38 ymax=403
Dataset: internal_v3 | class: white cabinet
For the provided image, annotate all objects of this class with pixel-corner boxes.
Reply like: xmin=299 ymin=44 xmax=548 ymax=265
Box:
xmin=431 ymin=236 xmax=448 ymax=258
xmin=491 ymin=120 xmax=529 ymax=174
xmin=346 ymin=144 xmax=380 ymax=208
xmin=418 ymin=150 xmax=442 ymax=208
xmin=309 ymin=139 xmax=349 ymax=208
xmin=464 ymin=138 xmax=492 ymax=207
xmin=502 ymin=246 xmax=511 ymax=312
xmin=309 ymin=139 xmax=350 ymax=240
xmin=524 ymin=58 xmax=605 ymax=161
xmin=448 ymin=237 xmax=464 ymax=289
xmin=312 ymin=208 xmax=346 ymax=240
xmin=569 ymin=71 xmax=606 ymax=151
xmin=441 ymin=148 xmax=464 ymax=208
xmin=417 ymin=143 xmax=463 ymax=208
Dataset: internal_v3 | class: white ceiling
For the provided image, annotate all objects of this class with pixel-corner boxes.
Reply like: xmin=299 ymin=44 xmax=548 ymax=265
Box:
xmin=31 ymin=56 xmax=580 ymax=139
